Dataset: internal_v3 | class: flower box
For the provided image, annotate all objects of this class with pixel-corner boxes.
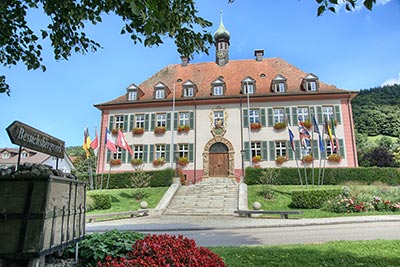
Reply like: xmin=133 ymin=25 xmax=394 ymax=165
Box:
xmin=177 ymin=125 xmax=190 ymax=133
xmin=275 ymin=156 xmax=288 ymax=165
xmin=153 ymin=157 xmax=165 ymax=166
xmin=109 ymin=159 xmax=122 ymax=166
xmin=273 ymin=122 xmax=287 ymax=130
xmin=328 ymin=154 xmax=341 ymax=163
xmin=178 ymin=157 xmax=189 ymax=166
xmin=154 ymin=126 xmax=166 ymax=134
xmin=301 ymin=155 xmax=313 ymax=164
xmin=131 ymin=158 xmax=143 ymax=165
xmin=301 ymin=120 xmax=312 ymax=130
xmin=111 ymin=128 xmax=120 ymax=135
xmin=252 ymin=155 xmax=262 ymax=163
xmin=132 ymin=127 xmax=144 ymax=135
xmin=250 ymin=122 xmax=262 ymax=130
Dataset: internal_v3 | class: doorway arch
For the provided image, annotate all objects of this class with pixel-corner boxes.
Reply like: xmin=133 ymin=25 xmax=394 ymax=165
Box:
xmin=202 ymin=137 xmax=235 ymax=179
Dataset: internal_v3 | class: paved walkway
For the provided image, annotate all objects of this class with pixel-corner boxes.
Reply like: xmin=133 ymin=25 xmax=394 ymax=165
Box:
xmin=86 ymin=214 xmax=400 ymax=232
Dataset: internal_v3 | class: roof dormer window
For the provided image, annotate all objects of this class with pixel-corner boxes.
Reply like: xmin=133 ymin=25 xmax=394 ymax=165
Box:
xmin=2 ymin=152 xmax=10 ymax=159
xmin=126 ymin=83 xmax=143 ymax=101
xmin=302 ymin=73 xmax=319 ymax=92
xmin=242 ymin=77 xmax=256 ymax=94
xmin=271 ymin=74 xmax=287 ymax=93
xmin=182 ymin=80 xmax=197 ymax=97
xmin=21 ymin=152 xmax=28 ymax=158
xmin=153 ymin=82 xmax=169 ymax=99
xmin=211 ymin=77 xmax=225 ymax=96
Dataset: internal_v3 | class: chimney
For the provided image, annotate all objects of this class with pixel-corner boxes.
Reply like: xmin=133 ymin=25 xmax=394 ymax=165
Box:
xmin=254 ymin=49 xmax=264 ymax=61
xmin=180 ymin=56 xmax=189 ymax=66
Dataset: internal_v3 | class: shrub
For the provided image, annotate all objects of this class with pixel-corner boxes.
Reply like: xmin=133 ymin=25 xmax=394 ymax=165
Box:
xmin=86 ymin=195 xmax=95 ymax=212
xmin=65 ymin=230 xmax=145 ymax=267
xmin=89 ymin=193 xmax=112 ymax=210
xmin=98 ymin=234 xmax=226 ymax=267
xmin=290 ymin=189 xmax=341 ymax=209
xmin=259 ymin=185 xmax=275 ymax=200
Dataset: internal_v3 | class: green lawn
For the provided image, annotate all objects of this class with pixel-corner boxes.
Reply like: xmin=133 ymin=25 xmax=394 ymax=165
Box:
xmin=247 ymin=184 xmax=398 ymax=218
xmin=211 ymin=240 xmax=400 ymax=267
xmin=86 ymin=187 xmax=168 ymax=214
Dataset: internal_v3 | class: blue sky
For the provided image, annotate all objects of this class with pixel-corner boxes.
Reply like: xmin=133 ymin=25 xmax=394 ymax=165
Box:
xmin=1 ymin=0 xmax=399 ymax=148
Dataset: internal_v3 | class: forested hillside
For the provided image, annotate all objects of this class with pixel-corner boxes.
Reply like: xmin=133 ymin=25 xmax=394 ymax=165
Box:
xmin=352 ymin=84 xmax=400 ymax=137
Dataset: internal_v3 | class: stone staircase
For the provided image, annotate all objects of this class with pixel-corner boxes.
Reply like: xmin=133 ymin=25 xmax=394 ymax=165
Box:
xmin=163 ymin=177 xmax=238 ymax=216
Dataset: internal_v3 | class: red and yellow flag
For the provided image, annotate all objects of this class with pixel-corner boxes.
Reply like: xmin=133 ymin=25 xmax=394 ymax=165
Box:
xmin=83 ymin=127 xmax=91 ymax=158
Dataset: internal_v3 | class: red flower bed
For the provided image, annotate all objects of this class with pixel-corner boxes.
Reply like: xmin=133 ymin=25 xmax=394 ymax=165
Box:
xmin=98 ymin=234 xmax=226 ymax=267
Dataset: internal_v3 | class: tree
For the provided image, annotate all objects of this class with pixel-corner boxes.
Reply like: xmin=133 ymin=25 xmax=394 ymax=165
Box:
xmin=314 ymin=0 xmax=378 ymax=16
xmin=0 ymin=0 xmax=213 ymax=95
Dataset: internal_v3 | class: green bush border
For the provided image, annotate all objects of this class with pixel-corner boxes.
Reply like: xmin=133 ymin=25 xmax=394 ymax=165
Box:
xmin=290 ymin=189 xmax=342 ymax=209
xmin=245 ymin=167 xmax=400 ymax=186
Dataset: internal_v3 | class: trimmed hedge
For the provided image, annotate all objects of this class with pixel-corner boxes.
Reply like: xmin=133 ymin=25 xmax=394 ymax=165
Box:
xmin=89 ymin=193 xmax=112 ymax=210
xmin=79 ymin=168 xmax=174 ymax=189
xmin=245 ymin=167 xmax=400 ymax=186
xmin=290 ymin=189 xmax=342 ymax=209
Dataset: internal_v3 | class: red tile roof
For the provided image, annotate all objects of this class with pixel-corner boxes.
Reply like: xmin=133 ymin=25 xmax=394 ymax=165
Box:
xmin=96 ymin=57 xmax=347 ymax=107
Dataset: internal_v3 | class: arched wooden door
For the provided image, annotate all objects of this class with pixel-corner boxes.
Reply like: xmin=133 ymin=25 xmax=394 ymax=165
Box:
xmin=209 ymin=142 xmax=229 ymax=177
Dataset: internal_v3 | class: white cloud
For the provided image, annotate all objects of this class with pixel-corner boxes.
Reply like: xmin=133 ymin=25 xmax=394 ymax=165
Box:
xmin=382 ymin=72 xmax=400 ymax=86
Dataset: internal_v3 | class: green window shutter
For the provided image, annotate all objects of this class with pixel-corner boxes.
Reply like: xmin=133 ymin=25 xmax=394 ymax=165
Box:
xmin=143 ymin=144 xmax=148 ymax=162
xmin=108 ymin=115 xmax=114 ymax=129
xmin=166 ymin=113 xmax=171 ymax=131
xmin=260 ymin=108 xmax=266 ymax=127
xmin=122 ymin=150 xmax=127 ymax=163
xmin=339 ymin=139 xmax=345 ymax=158
xmin=174 ymin=112 xmax=178 ymax=128
xmin=189 ymin=111 xmax=194 ymax=129
xmin=189 ymin=143 xmax=194 ymax=162
xmin=334 ymin=105 xmax=341 ymax=124
xmin=269 ymin=141 xmax=275 ymax=161
xmin=287 ymin=141 xmax=294 ymax=160
xmin=129 ymin=115 xmax=135 ymax=131
xmin=295 ymin=140 xmax=301 ymax=159
xmin=310 ymin=107 xmax=315 ymax=120
xmin=165 ymin=144 xmax=170 ymax=163
xmin=312 ymin=139 xmax=319 ymax=159
xmin=243 ymin=109 xmax=249 ymax=128
xmin=128 ymin=146 xmax=132 ymax=162
xmin=317 ymin=106 xmax=323 ymax=124
xmin=150 ymin=114 xmax=156 ymax=131
xmin=291 ymin=107 xmax=297 ymax=126
xmin=173 ymin=144 xmax=178 ymax=163
xmin=285 ymin=107 xmax=291 ymax=125
xmin=267 ymin=108 xmax=273 ymax=127
xmin=106 ymin=150 xmax=111 ymax=162
xmin=123 ymin=115 xmax=128 ymax=131
xmin=149 ymin=145 xmax=154 ymax=162
xmin=244 ymin=142 xmax=250 ymax=161
xmin=144 ymin=114 xmax=150 ymax=131
xmin=261 ymin=141 xmax=268 ymax=161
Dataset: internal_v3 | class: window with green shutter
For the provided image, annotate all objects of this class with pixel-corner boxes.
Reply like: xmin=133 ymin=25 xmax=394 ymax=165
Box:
xmin=166 ymin=113 xmax=171 ymax=131
xmin=312 ymin=139 xmax=319 ymax=159
xmin=287 ymin=141 xmax=294 ymax=160
xmin=108 ymin=115 xmax=114 ymax=130
xmin=285 ymin=107 xmax=291 ymax=125
xmin=339 ymin=139 xmax=345 ymax=158
xmin=267 ymin=108 xmax=273 ymax=127
xmin=261 ymin=141 xmax=268 ymax=160
xmin=165 ymin=144 xmax=170 ymax=162
xmin=123 ymin=115 xmax=128 ymax=131
xmin=189 ymin=143 xmax=194 ymax=162
xmin=316 ymin=106 xmax=323 ymax=124
xmin=143 ymin=144 xmax=149 ymax=162
xmin=144 ymin=114 xmax=150 ymax=131
xmin=150 ymin=114 xmax=156 ymax=130
xmin=129 ymin=115 xmax=135 ymax=131
xmin=269 ymin=141 xmax=275 ymax=161
xmin=291 ymin=107 xmax=297 ymax=126
xmin=294 ymin=140 xmax=301 ymax=159
xmin=334 ymin=105 xmax=341 ymax=124
xmin=243 ymin=109 xmax=249 ymax=128
xmin=244 ymin=142 xmax=250 ymax=161
xmin=260 ymin=108 xmax=266 ymax=127
xmin=149 ymin=145 xmax=154 ymax=162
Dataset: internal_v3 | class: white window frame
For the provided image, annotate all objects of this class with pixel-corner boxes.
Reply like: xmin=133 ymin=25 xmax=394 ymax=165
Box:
xmin=21 ymin=152 xmax=28 ymax=158
xmin=179 ymin=112 xmax=189 ymax=126
xmin=155 ymin=89 xmax=165 ymax=99
xmin=135 ymin=114 xmax=145 ymax=128
xmin=2 ymin=152 xmax=10 ymax=159
xmin=128 ymin=90 xmax=138 ymax=100
xmin=156 ymin=113 xmax=166 ymax=127
xmin=249 ymin=109 xmax=260 ymax=123
xmin=178 ymin=144 xmax=189 ymax=158
xmin=184 ymin=87 xmax=194 ymax=97
xmin=274 ymin=82 xmax=285 ymax=93
xmin=297 ymin=107 xmax=309 ymax=122
xmin=251 ymin=141 xmax=262 ymax=157
xmin=213 ymin=111 xmax=224 ymax=126
xmin=113 ymin=147 xmax=123 ymax=159
xmin=307 ymin=81 xmax=317 ymax=91
xmin=134 ymin=145 xmax=144 ymax=160
xmin=244 ymin=83 xmax=254 ymax=94
xmin=275 ymin=141 xmax=287 ymax=157
xmin=273 ymin=108 xmax=285 ymax=124
xmin=325 ymin=139 xmax=337 ymax=156
xmin=322 ymin=106 xmax=334 ymax=121
xmin=115 ymin=115 xmax=124 ymax=130
xmin=213 ymin=85 xmax=223 ymax=96
xmin=155 ymin=144 xmax=166 ymax=159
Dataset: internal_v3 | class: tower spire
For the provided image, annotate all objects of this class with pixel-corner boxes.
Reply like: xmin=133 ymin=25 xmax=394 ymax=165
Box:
xmin=214 ymin=11 xmax=230 ymax=66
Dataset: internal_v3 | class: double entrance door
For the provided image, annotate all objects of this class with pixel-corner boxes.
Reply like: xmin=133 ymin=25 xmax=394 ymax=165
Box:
xmin=209 ymin=152 xmax=229 ymax=177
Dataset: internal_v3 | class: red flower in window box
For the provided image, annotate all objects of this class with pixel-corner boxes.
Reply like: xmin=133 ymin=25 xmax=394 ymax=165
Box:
xmin=301 ymin=155 xmax=313 ymax=164
xmin=154 ymin=126 xmax=166 ymax=134
xmin=132 ymin=127 xmax=144 ymax=135
xmin=153 ymin=157 xmax=165 ymax=166
xmin=273 ymin=121 xmax=287 ymax=130
xmin=131 ymin=158 xmax=143 ymax=165
xmin=177 ymin=125 xmax=190 ymax=133
xmin=252 ymin=155 xmax=262 ymax=163
xmin=275 ymin=156 xmax=288 ymax=165
xmin=109 ymin=159 xmax=122 ymax=166
xmin=177 ymin=157 xmax=189 ymax=166
xmin=250 ymin=122 xmax=262 ymax=130
xmin=328 ymin=154 xmax=341 ymax=163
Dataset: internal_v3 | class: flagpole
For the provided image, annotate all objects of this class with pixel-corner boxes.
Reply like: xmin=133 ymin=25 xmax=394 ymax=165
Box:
xmin=321 ymin=116 xmax=328 ymax=186
xmin=287 ymin=115 xmax=302 ymax=185
xmin=318 ymin=118 xmax=326 ymax=186
xmin=171 ymin=83 xmax=176 ymax=170
xmin=246 ymin=81 xmax=252 ymax=167
xmin=311 ymin=114 xmax=315 ymax=186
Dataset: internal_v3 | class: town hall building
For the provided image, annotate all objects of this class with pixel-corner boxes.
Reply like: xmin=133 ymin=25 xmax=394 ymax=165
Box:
xmin=94 ymin=19 xmax=358 ymax=184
